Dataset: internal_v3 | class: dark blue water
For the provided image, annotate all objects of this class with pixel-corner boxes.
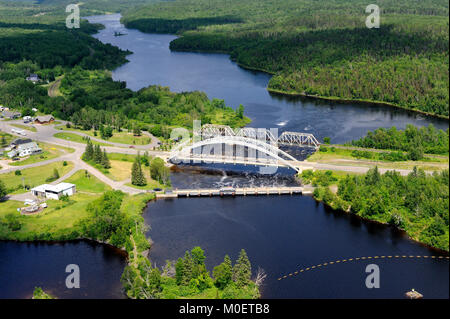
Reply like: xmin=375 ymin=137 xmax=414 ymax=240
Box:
xmin=1 ymin=13 xmax=447 ymax=299
xmin=0 ymin=241 xmax=126 ymax=299
xmin=87 ymin=14 xmax=448 ymax=144
xmin=144 ymin=186 xmax=449 ymax=299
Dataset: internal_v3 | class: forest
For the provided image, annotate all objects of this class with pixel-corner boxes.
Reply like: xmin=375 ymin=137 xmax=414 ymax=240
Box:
xmin=0 ymin=0 xmax=249 ymax=133
xmin=350 ymin=124 xmax=449 ymax=156
xmin=313 ymin=167 xmax=449 ymax=251
xmin=123 ymin=0 xmax=449 ymax=117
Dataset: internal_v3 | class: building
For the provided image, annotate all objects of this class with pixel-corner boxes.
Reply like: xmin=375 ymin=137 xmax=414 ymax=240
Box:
xmin=31 ymin=183 xmax=76 ymax=200
xmin=26 ymin=74 xmax=40 ymax=83
xmin=1 ymin=111 xmax=21 ymax=120
xmin=31 ymin=108 xmax=38 ymax=112
xmin=34 ymin=115 xmax=55 ymax=124
xmin=7 ymin=141 xmax=42 ymax=158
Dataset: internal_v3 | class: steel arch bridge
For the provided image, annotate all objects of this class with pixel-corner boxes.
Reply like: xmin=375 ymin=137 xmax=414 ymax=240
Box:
xmin=198 ymin=124 xmax=320 ymax=148
xmin=169 ymin=135 xmax=302 ymax=172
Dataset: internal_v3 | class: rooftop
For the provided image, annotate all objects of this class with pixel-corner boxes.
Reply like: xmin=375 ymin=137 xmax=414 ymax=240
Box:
xmin=31 ymin=183 xmax=75 ymax=193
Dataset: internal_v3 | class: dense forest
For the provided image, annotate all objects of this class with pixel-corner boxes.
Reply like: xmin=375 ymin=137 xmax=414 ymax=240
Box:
xmin=350 ymin=124 xmax=449 ymax=155
xmin=313 ymin=167 xmax=449 ymax=251
xmin=0 ymin=1 xmax=248 ymax=132
xmin=123 ymin=0 xmax=449 ymax=117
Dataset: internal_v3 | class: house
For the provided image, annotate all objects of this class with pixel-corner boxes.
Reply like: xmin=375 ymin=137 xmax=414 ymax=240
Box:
xmin=23 ymin=116 xmax=33 ymax=123
xmin=1 ymin=111 xmax=21 ymax=120
xmin=31 ymin=183 xmax=76 ymax=200
xmin=34 ymin=115 xmax=55 ymax=124
xmin=7 ymin=141 xmax=42 ymax=158
xmin=26 ymin=74 xmax=40 ymax=83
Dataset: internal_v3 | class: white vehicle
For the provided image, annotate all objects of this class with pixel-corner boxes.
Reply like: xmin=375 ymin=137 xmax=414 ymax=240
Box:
xmin=24 ymin=199 xmax=36 ymax=206
xmin=11 ymin=128 xmax=26 ymax=136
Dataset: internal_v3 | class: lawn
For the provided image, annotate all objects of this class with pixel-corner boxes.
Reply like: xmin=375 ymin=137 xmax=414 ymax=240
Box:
xmin=57 ymin=126 xmax=151 ymax=145
xmin=0 ymin=193 xmax=100 ymax=241
xmin=109 ymin=160 xmax=133 ymax=181
xmin=9 ymin=123 xmax=37 ymax=132
xmin=83 ymin=152 xmax=166 ymax=189
xmin=65 ymin=170 xmax=112 ymax=193
xmin=0 ymin=131 xmax=13 ymax=146
xmin=0 ymin=161 xmax=74 ymax=194
xmin=53 ymin=132 xmax=111 ymax=146
xmin=9 ymin=142 xmax=74 ymax=166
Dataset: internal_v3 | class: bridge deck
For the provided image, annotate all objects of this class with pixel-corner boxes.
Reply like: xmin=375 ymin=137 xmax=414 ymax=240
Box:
xmin=156 ymin=186 xmax=305 ymax=199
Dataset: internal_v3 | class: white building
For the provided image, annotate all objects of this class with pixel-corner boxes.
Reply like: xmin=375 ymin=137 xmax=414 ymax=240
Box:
xmin=7 ymin=141 xmax=42 ymax=158
xmin=31 ymin=183 xmax=76 ymax=200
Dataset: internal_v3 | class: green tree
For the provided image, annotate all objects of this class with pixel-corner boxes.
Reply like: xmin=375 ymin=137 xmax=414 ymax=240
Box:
xmin=182 ymin=251 xmax=194 ymax=286
xmin=213 ymin=254 xmax=233 ymax=289
xmin=83 ymin=139 xmax=94 ymax=161
xmin=94 ymin=144 xmax=103 ymax=164
xmin=233 ymin=249 xmax=252 ymax=287
xmin=175 ymin=258 xmax=184 ymax=285
xmin=102 ymin=150 xmax=111 ymax=169
xmin=1 ymin=135 xmax=7 ymax=147
xmin=131 ymin=155 xmax=146 ymax=186
xmin=0 ymin=180 xmax=7 ymax=199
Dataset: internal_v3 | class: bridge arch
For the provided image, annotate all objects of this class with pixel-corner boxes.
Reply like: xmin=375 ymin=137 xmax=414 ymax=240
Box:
xmin=169 ymin=136 xmax=300 ymax=172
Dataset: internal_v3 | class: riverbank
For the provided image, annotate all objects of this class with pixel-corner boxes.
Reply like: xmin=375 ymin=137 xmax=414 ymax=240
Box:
xmin=156 ymin=36 xmax=450 ymax=121
xmin=267 ymin=88 xmax=450 ymax=120
xmin=309 ymin=167 xmax=449 ymax=252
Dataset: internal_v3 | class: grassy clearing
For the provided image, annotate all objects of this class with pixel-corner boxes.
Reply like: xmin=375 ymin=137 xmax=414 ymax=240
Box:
xmin=65 ymin=170 xmax=112 ymax=194
xmin=9 ymin=123 xmax=37 ymax=132
xmin=57 ymin=126 xmax=151 ymax=145
xmin=0 ymin=161 xmax=74 ymax=194
xmin=8 ymin=142 xmax=74 ymax=166
xmin=120 ymin=193 xmax=154 ymax=219
xmin=53 ymin=132 xmax=111 ymax=146
xmin=0 ymin=131 xmax=14 ymax=145
xmin=109 ymin=160 xmax=133 ymax=181
xmin=0 ymin=193 xmax=99 ymax=241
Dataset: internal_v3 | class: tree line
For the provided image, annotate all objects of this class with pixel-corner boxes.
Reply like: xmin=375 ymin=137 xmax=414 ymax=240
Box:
xmin=313 ymin=167 xmax=449 ymax=251
xmin=350 ymin=124 xmax=449 ymax=158
xmin=123 ymin=0 xmax=449 ymax=117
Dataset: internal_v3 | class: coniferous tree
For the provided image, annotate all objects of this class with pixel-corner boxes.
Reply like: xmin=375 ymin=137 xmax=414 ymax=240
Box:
xmin=233 ymin=249 xmax=251 ymax=287
xmin=131 ymin=155 xmax=146 ymax=186
xmin=175 ymin=258 xmax=184 ymax=285
xmin=182 ymin=251 xmax=194 ymax=286
xmin=83 ymin=139 xmax=94 ymax=161
xmin=102 ymin=150 xmax=111 ymax=169
xmin=213 ymin=254 xmax=233 ymax=289
xmin=94 ymin=144 xmax=102 ymax=164
xmin=1 ymin=135 xmax=7 ymax=147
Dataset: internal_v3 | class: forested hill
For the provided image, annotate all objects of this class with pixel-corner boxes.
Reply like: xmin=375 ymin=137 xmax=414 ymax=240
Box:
xmin=122 ymin=0 xmax=450 ymax=118
xmin=0 ymin=0 xmax=249 ymax=130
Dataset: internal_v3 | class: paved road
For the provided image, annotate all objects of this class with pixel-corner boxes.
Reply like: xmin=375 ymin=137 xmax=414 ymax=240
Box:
xmin=1 ymin=118 xmax=442 ymax=198
xmin=1 ymin=119 xmax=168 ymax=196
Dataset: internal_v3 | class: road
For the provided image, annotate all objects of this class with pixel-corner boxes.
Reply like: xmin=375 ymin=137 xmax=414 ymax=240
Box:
xmin=1 ymin=118 xmax=441 ymax=199
xmin=1 ymin=119 xmax=169 ymax=197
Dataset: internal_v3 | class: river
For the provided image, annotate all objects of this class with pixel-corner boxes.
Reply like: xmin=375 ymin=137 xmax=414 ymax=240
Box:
xmin=0 ymin=13 xmax=448 ymax=299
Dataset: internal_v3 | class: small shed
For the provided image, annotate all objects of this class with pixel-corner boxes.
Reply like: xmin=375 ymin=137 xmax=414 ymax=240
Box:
xmin=31 ymin=183 xmax=76 ymax=200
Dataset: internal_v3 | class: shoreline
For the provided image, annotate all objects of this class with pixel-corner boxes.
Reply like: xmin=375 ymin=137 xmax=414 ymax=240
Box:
xmin=312 ymin=195 xmax=450 ymax=254
xmin=159 ymin=34 xmax=449 ymax=121
xmin=267 ymin=88 xmax=450 ymax=120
